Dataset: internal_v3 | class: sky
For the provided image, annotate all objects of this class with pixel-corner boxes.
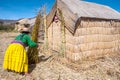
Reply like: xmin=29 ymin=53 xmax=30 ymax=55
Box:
xmin=0 ymin=0 xmax=120 ymax=20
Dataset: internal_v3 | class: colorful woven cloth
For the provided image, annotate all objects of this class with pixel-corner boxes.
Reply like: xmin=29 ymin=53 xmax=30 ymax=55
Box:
xmin=3 ymin=43 xmax=28 ymax=72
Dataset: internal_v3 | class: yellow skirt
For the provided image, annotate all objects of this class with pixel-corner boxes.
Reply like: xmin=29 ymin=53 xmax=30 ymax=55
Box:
xmin=3 ymin=43 xmax=28 ymax=73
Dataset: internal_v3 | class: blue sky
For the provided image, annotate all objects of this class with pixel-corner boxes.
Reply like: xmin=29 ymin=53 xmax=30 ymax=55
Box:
xmin=0 ymin=0 xmax=120 ymax=20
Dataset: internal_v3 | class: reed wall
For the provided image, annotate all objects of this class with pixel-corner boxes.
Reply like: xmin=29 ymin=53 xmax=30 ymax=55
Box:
xmin=48 ymin=19 xmax=120 ymax=61
xmin=65 ymin=20 xmax=120 ymax=61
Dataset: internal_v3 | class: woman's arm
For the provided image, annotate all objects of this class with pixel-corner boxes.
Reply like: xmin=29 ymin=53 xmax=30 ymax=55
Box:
xmin=25 ymin=35 xmax=37 ymax=47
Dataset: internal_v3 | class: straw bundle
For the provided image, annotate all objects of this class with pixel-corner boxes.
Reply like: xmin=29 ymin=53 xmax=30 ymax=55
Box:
xmin=27 ymin=13 xmax=41 ymax=64
xmin=57 ymin=9 xmax=66 ymax=57
xmin=43 ymin=6 xmax=50 ymax=52
xmin=66 ymin=46 xmax=120 ymax=61
xmin=75 ymin=27 xmax=120 ymax=36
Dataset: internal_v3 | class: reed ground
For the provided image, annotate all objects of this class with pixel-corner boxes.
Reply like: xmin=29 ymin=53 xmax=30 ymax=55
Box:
xmin=0 ymin=32 xmax=120 ymax=80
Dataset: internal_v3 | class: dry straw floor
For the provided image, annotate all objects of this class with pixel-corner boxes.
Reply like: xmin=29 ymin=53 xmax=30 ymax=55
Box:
xmin=0 ymin=32 xmax=120 ymax=80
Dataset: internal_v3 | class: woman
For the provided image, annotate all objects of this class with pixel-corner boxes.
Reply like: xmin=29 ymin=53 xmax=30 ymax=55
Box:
xmin=3 ymin=27 xmax=37 ymax=76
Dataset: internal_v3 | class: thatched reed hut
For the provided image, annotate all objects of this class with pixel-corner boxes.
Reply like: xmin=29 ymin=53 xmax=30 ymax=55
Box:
xmin=41 ymin=0 xmax=120 ymax=61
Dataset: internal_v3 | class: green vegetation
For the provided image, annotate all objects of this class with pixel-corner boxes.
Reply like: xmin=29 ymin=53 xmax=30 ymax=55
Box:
xmin=0 ymin=25 xmax=15 ymax=31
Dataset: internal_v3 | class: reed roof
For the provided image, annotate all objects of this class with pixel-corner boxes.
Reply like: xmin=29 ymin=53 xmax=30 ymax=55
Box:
xmin=47 ymin=0 xmax=120 ymax=34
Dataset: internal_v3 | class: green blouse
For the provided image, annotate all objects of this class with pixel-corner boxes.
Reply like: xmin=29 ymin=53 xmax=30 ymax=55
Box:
xmin=15 ymin=33 xmax=37 ymax=47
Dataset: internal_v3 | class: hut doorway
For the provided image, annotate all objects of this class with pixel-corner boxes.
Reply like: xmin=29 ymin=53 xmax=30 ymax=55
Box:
xmin=48 ymin=21 xmax=61 ymax=52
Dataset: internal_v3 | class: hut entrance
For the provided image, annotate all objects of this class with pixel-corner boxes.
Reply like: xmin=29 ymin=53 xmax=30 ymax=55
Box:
xmin=48 ymin=21 xmax=61 ymax=52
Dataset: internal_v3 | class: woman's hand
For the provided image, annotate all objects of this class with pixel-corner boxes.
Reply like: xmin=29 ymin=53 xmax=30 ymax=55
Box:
xmin=37 ymin=44 xmax=41 ymax=50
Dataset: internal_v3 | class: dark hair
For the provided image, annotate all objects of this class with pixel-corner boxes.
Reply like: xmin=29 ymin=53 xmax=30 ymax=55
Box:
xmin=24 ymin=24 xmax=30 ymax=28
xmin=21 ymin=31 xmax=30 ymax=34
xmin=15 ymin=22 xmax=20 ymax=24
